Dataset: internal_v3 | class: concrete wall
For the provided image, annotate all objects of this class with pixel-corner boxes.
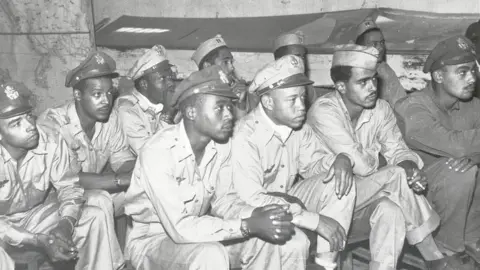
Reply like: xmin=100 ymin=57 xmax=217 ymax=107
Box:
xmin=95 ymin=0 xmax=479 ymax=94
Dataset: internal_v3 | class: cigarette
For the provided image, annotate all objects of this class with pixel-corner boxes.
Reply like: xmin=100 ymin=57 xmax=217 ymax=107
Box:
xmin=414 ymin=181 xmax=425 ymax=190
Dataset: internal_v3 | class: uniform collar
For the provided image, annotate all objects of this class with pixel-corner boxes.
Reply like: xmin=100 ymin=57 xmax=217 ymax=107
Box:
xmin=424 ymin=83 xmax=460 ymax=112
xmin=253 ymin=105 xmax=293 ymax=145
xmin=173 ymin=120 xmax=218 ymax=164
xmin=67 ymin=101 xmax=104 ymax=139
xmin=334 ymin=91 xmax=374 ymax=130
xmin=132 ymin=89 xmax=164 ymax=114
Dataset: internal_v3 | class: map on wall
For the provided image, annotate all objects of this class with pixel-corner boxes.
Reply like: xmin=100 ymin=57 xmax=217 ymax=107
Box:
xmin=95 ymin=8 xmax=479 ymax=54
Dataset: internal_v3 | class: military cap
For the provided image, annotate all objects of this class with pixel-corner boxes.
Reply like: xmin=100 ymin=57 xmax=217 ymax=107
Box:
xmin=0 ymin=81 xmax=33 ymax=119
xmin=127 ymin=45 xmax=173 ymax=81
xmin=192 ymin=34 xmax=228 ymax=67
xmin=65 ymin=51 xmax=119 ymax=88
xmin=273 ymin=31 xmax=305 ymax=52
xmin=332 ymin=44 xmax=380 ymax=71
xmin=170 ymin=65 xmax=237 ymax=108
xmin=357 ymin=17 xmax=380 ymax=38
xmin=423 ymin=36 xmax=476 ymax=73
xmin=248 ymin=55 xmax=313 ymax=96
xmin=466 ymin=20 xmax=480 ymax=42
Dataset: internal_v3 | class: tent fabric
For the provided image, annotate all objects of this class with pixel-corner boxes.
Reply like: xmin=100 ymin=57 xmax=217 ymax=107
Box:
xmin=95 ymin=8 xmax=480 ymax=54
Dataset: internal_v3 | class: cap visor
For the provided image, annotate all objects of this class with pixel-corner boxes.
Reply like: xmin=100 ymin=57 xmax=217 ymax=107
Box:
xmin=0 ymin=106 xmax=33 ymax=119
xmin=83 ymin=71 xmax=120 ymax=81
xmin=206 ymin=90 xmax=239 ymax=100
xmin=277 ymin=73 xmax=314 ymax=89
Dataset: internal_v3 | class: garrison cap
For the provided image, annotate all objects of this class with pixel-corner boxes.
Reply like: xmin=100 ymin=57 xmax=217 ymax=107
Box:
xmin=423 ymin=36 xmax=477 ymax=73
xmin=249 ymin=55 xmax=313 ymax=96
xmin=127 ymin=45 xmax=173 ymax=81
xmin=356 ymin=17 xmax=380 ymax=38
xmin=332 ymin=44 xmax=380 ymax=70
xmin=192 ymin=35 xmax=228 ymax=67
xmin=65 ymin=51 xmax=119 ymax=88
xmin=170 ymin=65 xmax=237 ymax=108
xmin=273 ymin=31 xmax=305 ymax=52
xmin=0 ymin=81 xmax=33 ymax=119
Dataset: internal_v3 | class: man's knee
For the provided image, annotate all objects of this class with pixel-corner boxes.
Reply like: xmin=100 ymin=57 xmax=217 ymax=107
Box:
xmin=190 ymin=242 xmax=229 ymax=269
xmin=81 ymin=205 xmax=109 ymax=229
xmin=84 ymin=190 xmax=114 ymax=213
xmin=282 ymin=228 xmax=310 ymax=257
xmin=426 ymin=158 xmax=477 ymax=191
xmin=371 ymin=198 xmax=406 ymax=227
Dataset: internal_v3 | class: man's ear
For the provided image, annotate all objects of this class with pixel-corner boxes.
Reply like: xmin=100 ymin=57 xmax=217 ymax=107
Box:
xmin=260 ymin=94 xmax=274 ymax=111
xmin=335 ymin=81 xmax=347 ymax=95
xmin=73 ymin=89 xmax=82 ymax=101
xmin=138 ymin=78 xmax=148 ymax=92
xmin=184 ymin=106 xmax=197 ymax=121
xmin=202 ymin=62 xmax=212 ymax=69
xmin=432 ymin=70 xmax=443 ymax=84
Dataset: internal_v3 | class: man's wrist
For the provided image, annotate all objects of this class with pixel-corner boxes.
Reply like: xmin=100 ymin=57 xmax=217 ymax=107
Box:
xmin=240 ymin=219 xmax=251 ymax=238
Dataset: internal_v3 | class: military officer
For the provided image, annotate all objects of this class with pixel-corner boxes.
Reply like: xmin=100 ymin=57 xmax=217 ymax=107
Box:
xmin=124 ymin=65 xmax=309 ymax=270
xmin=0 ymin=81 xmax=124 ymax=269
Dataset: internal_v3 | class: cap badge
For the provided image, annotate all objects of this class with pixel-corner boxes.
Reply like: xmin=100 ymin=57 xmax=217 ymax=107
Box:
xmin=457 ymin=38 xmax=469 ymax=50
xmin=291 ymin=57 xmax=299 ymax=67
xmin=94 ymin=54 xmax=105 ymax=65
xmin=4 ymin=85 xmax=19 ymax=100
xmin=218 ymin=70 xmax=230 ymax=84
xmin=365 ymin=21 xmax=371 ymax=27
xmin=153 ymin=45 xmax=165 ymax=56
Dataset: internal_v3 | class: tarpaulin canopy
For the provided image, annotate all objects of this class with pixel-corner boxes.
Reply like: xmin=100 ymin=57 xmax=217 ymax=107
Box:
xmin=95 ymin=8 xmax=479 ymax=54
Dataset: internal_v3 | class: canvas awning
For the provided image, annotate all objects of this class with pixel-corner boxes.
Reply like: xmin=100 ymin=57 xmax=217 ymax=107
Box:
xmin=95 ymin=8 xmax=479 ymax=54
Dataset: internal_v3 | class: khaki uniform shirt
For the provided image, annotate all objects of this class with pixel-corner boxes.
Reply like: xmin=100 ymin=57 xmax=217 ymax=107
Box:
xmin=114 ymin=89 xmax=170 ymax=155
xmin=38 ymin=101 xmax=135 ymax=173
xmin=307 ymin=91 xmax=423 ymax=176
xmin=230 ymin=105 xmax=332 ymax=231
xmin=0 ymin=127 xmax=83 ymax=246
xmin=124 ymin=121 xmax=254 ymax=244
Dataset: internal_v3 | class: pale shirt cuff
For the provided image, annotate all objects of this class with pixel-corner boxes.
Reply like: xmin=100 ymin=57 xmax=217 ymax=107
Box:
xmin=223 ymin=219 xmax=243 ymax=238
xmin=59 ymin=203 xmax=82 ymax=222
xmin=111 ymin=151 xmax=136 ymax=171
xmin=292 ymin=211 xmax=320 ymax=232
xmin=239 ymin=205 xmax=256 ymax=219
xmin=395 ymin=155 xmax=424 ymax=170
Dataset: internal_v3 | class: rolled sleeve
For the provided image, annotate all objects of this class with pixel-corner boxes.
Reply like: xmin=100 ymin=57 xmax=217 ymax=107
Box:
xmin=378 ymin=102 xmax=424 ymax=168
xmin=115 ymin=104 xmax=151 ymax=156
xmin=211 ymin=160 xmax=255 ymax=220
xmin=138 ymin=147 xmax=244 ymax=244
xmin=308 ymin=103 xmax=379 ymax=176
xmin=49 ymin=137 xmax=84 ymax=221
xmin=107 ymin=113 xmax=136 ymax=171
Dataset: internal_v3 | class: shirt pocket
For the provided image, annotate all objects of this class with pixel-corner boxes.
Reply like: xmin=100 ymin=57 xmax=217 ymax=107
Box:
xmin=0 ymin=176 xmax=14 ymax=213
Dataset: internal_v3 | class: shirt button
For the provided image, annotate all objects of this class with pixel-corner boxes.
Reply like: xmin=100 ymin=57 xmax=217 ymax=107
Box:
xmin=281 ymin=144 xmax=286 ymax=147
xmin=280 ymin=164 xmax=285 ymax=168
xmin=229 ymin=228 xmax=233 ymax=232
xmin=195 ymin=199 xmax=199 ymax=203
xmin=210 ymin=187 xmax=214 ymax=191
xmin=280 ymin=185 xmax=284 ymax=188
xmin=255 ymin=121 xmax=259 ymax=124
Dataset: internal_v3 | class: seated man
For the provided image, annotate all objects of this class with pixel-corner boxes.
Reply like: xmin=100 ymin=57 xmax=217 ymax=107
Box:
xmin=37 ymin=52 xmax=135 ymax=241
xmin=395 ymin=35 xmax=480 ymax=268
xmin=272 ymin=31 xmax=318 ymax=107
xmin=465 ymin=19 xmax=480 ymax=97
xmin=0 ymin=81 xmax=123 ymax=269
xmin=307 ymin=44 xmax=443 ymax=270
xmin=114 ymin=45 xmax=177 ymax=155
xmin=124 ymin=66 xmax=309 ymax=270
xmin=230 ymin=55 xmax=356 ymax=270
xmin=192 ymin=34 xmax=259 ymax=118
xmin=355 ymin=17 xmax=407 ymax=107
